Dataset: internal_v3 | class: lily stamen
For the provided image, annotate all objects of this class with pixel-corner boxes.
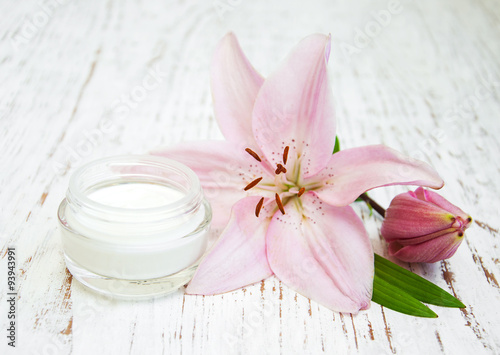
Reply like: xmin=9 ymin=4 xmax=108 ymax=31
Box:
xmin=245 ymin=148 xmax=262 ymax=162
xmin=283 ymin=146 xmax=289 ymax=164
xmin=297 ymin=187 xmax=305 ymax=197
xmin=255 ymin=197 xmax=265 ymax=217
xmin=244 ymin=177 xmax=263 ymax=191
xmin=275 ymin=193 xmax=285 ymax=215
xmin=275 ymin=164 xmax=287 ymax=175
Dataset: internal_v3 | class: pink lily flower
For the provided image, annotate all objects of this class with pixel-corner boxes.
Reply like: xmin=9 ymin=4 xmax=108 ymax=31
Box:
xmin=153 ymin=33 xmax=444 ymax=313
xmin=381 ymin=187 xmax=472 ymax=263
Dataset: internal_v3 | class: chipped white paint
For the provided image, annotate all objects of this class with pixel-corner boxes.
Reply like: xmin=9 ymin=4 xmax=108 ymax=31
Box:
xmin=1 ymin=0 xmax=499 ymax=354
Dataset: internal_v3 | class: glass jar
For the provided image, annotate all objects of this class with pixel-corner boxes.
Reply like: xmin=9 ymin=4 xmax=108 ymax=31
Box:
xmin=57 ymin=155 xmax=212 ymax=299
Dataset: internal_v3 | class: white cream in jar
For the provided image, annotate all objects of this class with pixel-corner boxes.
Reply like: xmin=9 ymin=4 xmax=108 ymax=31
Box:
xmin=57 ymin=155 xmax=212 ymax=298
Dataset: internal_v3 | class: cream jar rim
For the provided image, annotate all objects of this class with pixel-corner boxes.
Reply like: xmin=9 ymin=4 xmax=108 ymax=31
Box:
xmin=67 ymin=154 xmax=204 ymax=218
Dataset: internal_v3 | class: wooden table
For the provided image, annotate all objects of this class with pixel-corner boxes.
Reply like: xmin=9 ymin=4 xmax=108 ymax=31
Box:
xmin=1 ymin=0 xmax=499 ymax=354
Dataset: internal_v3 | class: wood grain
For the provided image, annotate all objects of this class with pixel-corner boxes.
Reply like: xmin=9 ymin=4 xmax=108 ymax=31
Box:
xmin=1 ymin=0 xmax=499 ymax=354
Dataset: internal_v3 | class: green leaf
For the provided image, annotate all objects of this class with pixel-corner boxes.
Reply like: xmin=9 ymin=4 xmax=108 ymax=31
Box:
xmin=367 ymin=203 xmax=373 ymax=216
xmin=333 ymin=136 xmax=340 ymax=154
xmin=372 ymin=274 xmax=438 ymax=318
xmin=374 ymin=254 xmax=465 ymax=308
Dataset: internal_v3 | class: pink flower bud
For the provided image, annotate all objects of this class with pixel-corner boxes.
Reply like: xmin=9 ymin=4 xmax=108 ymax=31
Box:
xmin=381 ymin=187 xmax=472 ymax=263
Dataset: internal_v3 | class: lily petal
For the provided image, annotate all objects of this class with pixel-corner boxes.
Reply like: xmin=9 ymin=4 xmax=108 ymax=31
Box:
xmin=381 ymin=190 xmax=457 ymax=241
xmin=186 ymin=197 xmax=274 ymax=295
xmin=388 ymin=231 xmax=464 ymax=263
xmin=417 ymin=187 xmax=470 ymax=221
xmin=266 ymin=193 xmax=373 ymax=313
xmin=312 ymin=145 xmax=444 ymax=206
xmin=252 ymin=34 xmax=336 ymax=177
xmin=212 ymin=33 xmax=264 ymax=148
xmin=152 ymin=140 xmax=272 ymax=228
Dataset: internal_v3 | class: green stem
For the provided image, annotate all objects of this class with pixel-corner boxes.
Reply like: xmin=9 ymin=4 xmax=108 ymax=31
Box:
xmin=359 ymin=193 xmax=386 ymax=218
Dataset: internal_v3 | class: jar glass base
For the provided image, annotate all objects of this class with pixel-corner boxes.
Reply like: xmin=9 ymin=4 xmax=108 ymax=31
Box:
xmin=65 ymin=254 xmax=198 ymax=299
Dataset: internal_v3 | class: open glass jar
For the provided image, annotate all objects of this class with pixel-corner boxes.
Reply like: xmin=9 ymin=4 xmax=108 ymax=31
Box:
xmin=57 ymin=155 xmax=212 ymax=298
